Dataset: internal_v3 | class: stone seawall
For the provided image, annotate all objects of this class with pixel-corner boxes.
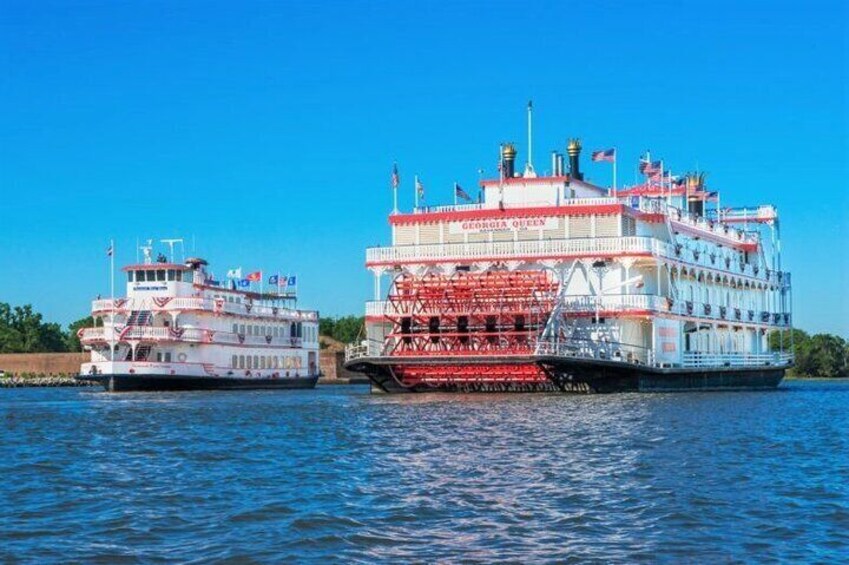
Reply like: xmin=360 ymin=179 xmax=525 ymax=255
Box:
xmin=0 ymin=350 xmax=364 ymax=383
xmin=0 ymin=353 xmax=87 ymax=376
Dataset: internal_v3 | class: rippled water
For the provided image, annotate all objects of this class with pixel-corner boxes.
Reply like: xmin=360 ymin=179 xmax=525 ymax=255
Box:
xmin=1 ymin=381 xmax=848 ymax=563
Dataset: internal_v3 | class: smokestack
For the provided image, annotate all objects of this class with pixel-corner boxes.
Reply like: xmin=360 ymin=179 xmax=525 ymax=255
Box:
xmin=567 ymin=138 xmax=583 ymax=181
xmin=556 ymin=153 xmax=565 ymax=176
xmin=501 ymin=143 xmax=517 ymax=179
xmin=551 ymin=151 xmax=558 ymax=176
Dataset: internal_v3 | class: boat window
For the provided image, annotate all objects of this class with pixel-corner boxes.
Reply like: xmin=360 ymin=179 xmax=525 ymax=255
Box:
xmin=260 ymin=357 xmax=266 ymax=369
xmin=145 ymin=270 xmax=155 ymax=282
xmin=253 ymin=355 xmax=259 ymax=369
xmin=127 ymin=271 xmax=134 ymax=282
xmin=273 ymin=327 xmax=279 ymax=337
xmin=232 ymin=355 xmax=238 ymax=368
xmin=247 ymin=326 xmax=253 ymax=336
xmin=239 ymin=355 xmax=245 ymax=369
xmin=239 ymin=324 xmax=245 ymax=334
xmin=167 ymin=270 xmax=176 ymax=281
xmin=156 ymin=270 xmax=166 ymax=281
xmin=164 ymin=352 xmax=172 ymax=362
xmin=247 ymin=356 xmax=252 ymax=369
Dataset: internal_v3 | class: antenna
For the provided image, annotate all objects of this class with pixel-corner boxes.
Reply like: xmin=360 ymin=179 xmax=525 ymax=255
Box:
xmin=160 ymin=238 xmax=184 ymax=263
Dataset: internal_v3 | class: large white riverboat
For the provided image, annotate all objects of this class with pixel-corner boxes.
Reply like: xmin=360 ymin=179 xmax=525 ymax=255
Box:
xmin=78 ymin=248 xmax=320 ymax=392
xmin=345 ymin=118 xmax=793 ymax=393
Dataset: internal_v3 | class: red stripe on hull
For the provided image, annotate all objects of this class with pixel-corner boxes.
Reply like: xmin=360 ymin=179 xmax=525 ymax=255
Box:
xmin=393 ymin=363 xmax=548 ymax=387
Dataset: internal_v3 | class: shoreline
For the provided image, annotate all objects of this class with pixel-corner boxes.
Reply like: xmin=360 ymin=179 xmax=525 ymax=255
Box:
xmin=1 ymin=374 xmax=371 ymax=388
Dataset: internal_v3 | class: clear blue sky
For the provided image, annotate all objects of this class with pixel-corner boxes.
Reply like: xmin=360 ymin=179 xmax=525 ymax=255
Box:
xmin=1 ymin=0 xmax=847 ymax=336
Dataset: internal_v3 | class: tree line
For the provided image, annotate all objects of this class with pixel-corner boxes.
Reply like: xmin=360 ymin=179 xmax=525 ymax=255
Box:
xmin=769 ymin=329 xmax=849 ymax=379
xmin=0 ymin=303 xmax=98 ymax=354
xmin=2 ymin=302 xmax=846 ymax=378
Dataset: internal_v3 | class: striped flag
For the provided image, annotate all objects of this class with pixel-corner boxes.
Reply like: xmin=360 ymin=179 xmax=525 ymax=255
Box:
xmin=106 ymin=244 xmax=113 ymax=257
xmin=455 ymin=183 xmax=472 ymax=202
xmin=639 ymin=160 xmax=661 ymax=175
xmin=591 ymin=148 xmax=616 ymax=162
xmin=415 ymin=177 xmax=425 ymax=199
xmin=391 ymin=163 xmax=400 ymax=190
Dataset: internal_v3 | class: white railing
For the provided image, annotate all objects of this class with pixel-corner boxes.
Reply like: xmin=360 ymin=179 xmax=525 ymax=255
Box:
xmin=365 ymin=301 xmax=388 ymax=317
xmin=367 ymin=236 xmax=657 ymax=264
xmin=633 ymin=198 xmax=759 ymax=245
xmin=90 ymin=296 xmax=318 ymax=321
xmin=361 ymin=294 xmax=790 ymax=328
xmin=682 ymin=352 xmax=793 ymax=368
xmin=367 ymin=234 xmax=788 ymax=287
xmin=79 ymin=326 xmax=307 ymax=348
xmin=535 ymin=337 xmax=654 ymax=366
xmin=407 ymin=197 xmax=621 ymax=216
xmin=536 ymin=338 xmax=793 ymax=369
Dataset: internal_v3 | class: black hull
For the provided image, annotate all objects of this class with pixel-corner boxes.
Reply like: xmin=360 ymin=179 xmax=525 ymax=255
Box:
xmin=537 ymin=356 xmax=786 ymax=393
xmin=346 ymin=355 xmax=787 ymax=394
xmin=77 ymin=373 xmax=319 ymax=392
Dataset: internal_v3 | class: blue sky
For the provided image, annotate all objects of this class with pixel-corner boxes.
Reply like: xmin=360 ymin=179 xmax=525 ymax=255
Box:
xmin=1 ymin=0 xmax=847 ymax=335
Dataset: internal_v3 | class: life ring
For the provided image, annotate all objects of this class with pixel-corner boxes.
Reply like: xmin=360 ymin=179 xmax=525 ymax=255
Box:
xmin=177 ymin=353 xmax=187 ymax=362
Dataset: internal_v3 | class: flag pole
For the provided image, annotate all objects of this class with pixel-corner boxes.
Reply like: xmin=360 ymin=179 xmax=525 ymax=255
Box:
xmin=110 ymin=238 xmax=115 ymax=363
xmin=612 ymin=148 xmax=618 ymax=197
xmin=414 ymin=175 xmax=419 ymax=210
xmin=453 ymin=182 xmax=457 ymax=205
xmin=393 ymin=184 xmax=398 ymax=214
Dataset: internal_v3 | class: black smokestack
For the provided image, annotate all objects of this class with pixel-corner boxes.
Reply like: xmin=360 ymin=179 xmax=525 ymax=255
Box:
xmin=501 ymin=143 xmax=517 ymax=179
xmin=567 ymin=138 xmax=583 ymax=181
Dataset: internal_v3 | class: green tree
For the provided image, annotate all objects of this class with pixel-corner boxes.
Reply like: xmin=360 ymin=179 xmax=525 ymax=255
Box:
xmin=318 ymin=315 xmax=364 ymax=344
xmin=331 ymin=315 xmax=364 ymax=344
xmin=66 ymin=316 xmax=102 ymax=351
xmin=804 ymin=334 xmax=848 ymax=378
xmin=319 ymin=317 xmax=335 ymax=338
xmin=0 ymin=303 xmax=68 ymax=353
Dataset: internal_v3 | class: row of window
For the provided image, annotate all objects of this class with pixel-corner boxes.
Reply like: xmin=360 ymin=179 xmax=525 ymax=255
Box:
xmin=232 ymin=354 xmax=303 ymax=370
xmin=230 ymin=323 xmax=316 ymax=342
xmin=128 ymin=269 xmax=185 ymax=283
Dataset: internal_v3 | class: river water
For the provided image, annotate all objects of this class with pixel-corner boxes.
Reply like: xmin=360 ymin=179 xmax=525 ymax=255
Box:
xmin=1 ymin=381 xmax=847 ymax=563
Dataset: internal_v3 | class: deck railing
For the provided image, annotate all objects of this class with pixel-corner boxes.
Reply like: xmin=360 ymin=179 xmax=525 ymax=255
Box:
xmin=364 ymin=295 xmax=791 ymax=328
xmin=366 ymin=235 xmax=788 ymax=287
xmin=79 ymin=326 xmax=307 ymax=348
xmin=90 ymin=297 xmax=317 ymax=321
xmin=682 ymin=352 xmax=793 ymax=368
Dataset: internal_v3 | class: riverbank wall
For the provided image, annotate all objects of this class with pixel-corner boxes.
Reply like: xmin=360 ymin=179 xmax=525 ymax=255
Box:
xmin=0 ymin=345 xmax=367 ymax=385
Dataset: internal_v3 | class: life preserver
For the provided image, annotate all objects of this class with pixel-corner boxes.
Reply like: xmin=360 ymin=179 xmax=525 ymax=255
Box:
xmin=177 ymin=353 xmax=187 ymax=362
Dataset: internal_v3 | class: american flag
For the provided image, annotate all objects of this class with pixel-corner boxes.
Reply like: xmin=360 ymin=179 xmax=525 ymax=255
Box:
xmin=455 ymin=183 xmax=472 ymax=202
xmin=591 ymin=148 xmax=615 ymax=162
xmin=639 ymin=160 xmax=661 ymax=175
xmin=391 ymin=163 xmax=400 ymax=190
xmin=415 ymin=177 xmax=425 ymax=198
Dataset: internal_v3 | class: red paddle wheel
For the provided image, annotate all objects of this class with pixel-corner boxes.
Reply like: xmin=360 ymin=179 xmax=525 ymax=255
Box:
xmin=383 ymin=270 xmax=558 ymax=390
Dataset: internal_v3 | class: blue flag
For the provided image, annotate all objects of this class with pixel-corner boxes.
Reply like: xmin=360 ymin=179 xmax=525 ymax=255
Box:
xmin=238 ymin=279 xmax=250 ymax=288
xmin=268 ymin=274 xmax=279 ymax=285
xmin=287 ymin=276 xmax=296 ymax=286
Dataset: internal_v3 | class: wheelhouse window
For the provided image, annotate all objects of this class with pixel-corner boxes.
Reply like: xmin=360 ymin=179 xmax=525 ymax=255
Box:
xmin=146 ymin=270 xmax=156 ymax=282
xmin=127 ymin=271 xmax=134 ymax=282
xmin=156 ymin=270 xmax=166 ymax=281
xmin=167 ymin=269 xmax=176 ymax=281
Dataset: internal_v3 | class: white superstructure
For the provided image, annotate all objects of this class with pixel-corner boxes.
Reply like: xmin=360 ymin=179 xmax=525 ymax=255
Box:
xmin=80 ymin=254 xmax=320 ymax=381
xmin=351 ymin=139 xmax=793 ymax=379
